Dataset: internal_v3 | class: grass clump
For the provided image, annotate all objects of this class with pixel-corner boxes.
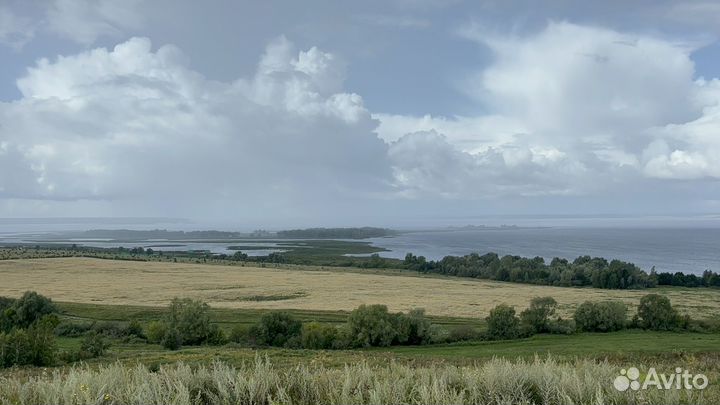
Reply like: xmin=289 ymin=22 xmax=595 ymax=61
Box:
xmin=0 ymin=356 xmax=716 ymax=405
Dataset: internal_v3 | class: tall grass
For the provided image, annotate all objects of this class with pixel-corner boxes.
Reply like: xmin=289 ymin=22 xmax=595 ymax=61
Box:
xmin=0 ymin=356 xmax=715 ymax=404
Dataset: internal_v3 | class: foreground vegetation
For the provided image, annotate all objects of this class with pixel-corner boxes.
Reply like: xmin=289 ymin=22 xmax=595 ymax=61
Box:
xmin=1 ymin=356 xmax=717 ymax=405
xmin=1 ymin=289 xmax=718 ymax=404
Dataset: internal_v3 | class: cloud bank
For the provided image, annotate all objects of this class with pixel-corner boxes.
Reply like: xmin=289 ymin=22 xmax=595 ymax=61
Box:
xmin=0 ymin=36 xmax=390 ymax=218
xmin=379 ymin=22 xmax=720 ymax=198
xmin=1 ymin=21 xmax=719 ymax=220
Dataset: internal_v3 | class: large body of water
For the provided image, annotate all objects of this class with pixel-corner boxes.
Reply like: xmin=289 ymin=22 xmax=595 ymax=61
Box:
xmin=367 ymin=228 xmax=720 ymax=275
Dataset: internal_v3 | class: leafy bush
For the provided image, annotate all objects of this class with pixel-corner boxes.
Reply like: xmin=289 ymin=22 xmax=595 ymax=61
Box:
xmin=0 ymin=328 xmax=30 ymax=367
xmin=637 ymin=294 xmax=678 ymax=330
xmin=229 ymin=325 xmax=252 ymax=345
xmin=485 ymin=304 xmax=521 ymax=340
xmin=283 ymin=335 xmax=303 ymax=349
xmin=395 ymin=308 xmax=433 ymax=345
xmin=56 ymin=320 xmax=145 ymax=340
xmin=301 ymin=322 xmax=338 ymax=349
xmin=574 ymin=301 xmax=627 ymax=332
xmin=1 ymin=291 xmax=57 ymax=332
xmin=161 ymin=328 xmax=182 ymax=350
xmin=252 ymin=312 xmax=302 ymax=347
xmin=685 ymin=317 xmax=720 ymax=333
xmin=0 ymin=320 xmax=57 ymax=367
xmin=331 ymin=325 xmax=353 ymax=349
xmin=347 ymin=305 xmax=398 ymax=347
xmin=0 ymin=297 xmax=15 ymax=312
xmin=167 ymin=298 xmax=215 ymax=345
xmin=91 ymin=321 xmax=127 ymax=338
xmin=146 ymin=321 xmax=168 ymax=344
xmin=520 ymin=297 xmax=557 ymax=333
xmin=424 ymin=324 xmax=449 ymax=344
xmin=547 ymin=318 xmax=576 ymax=335
xmin=206 ymin=325 xmax=227 ymax=345
xmin=80 ymin=332 xmax=110 ymax=357
xmin=55 ymin=321 xmax=94 ymax=337
xmin=447 ymin=325 xmax=482 ymax=342
xmin=125 ymin=320 xmax=145 ymax=339
xmin=0 ymin=297 xmax=15 ymax=333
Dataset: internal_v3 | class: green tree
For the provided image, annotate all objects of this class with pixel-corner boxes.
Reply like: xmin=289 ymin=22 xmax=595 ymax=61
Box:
xmin=253 ymin=312 xmax=302 ymax=347
xmin=146 ymin=321 xmax=168 ymax=344
xmin=347 ymin=304 xmax=397 ymax=347
xmin=637 ymin=294 xmax=677 ymax=330
xmin=6 ymin=291 xmax=56 ymax=330
xmin=125 ymin=320 xmax=145 ymax=338
xmin=80 ymin=332 xmax=110 ymax=357
xmin=394 ymin=308 xmax=432 ymax=345
xmin=485 ymin=304 xmax=520 ymax=340
xmin=0 ymin=319 xmax=57 ymax=367
xmin=161 ymin=327 xmax=182 ymax=350
xmin=0 ymin=328 xmax=30 ymax=367
xmin=0 ymin=297 xmax=16 ymax=333
xmin=166 ymin=298 xmax=215 ymax=345
xmin=520 ymin=297 xmax=557 ymax=333
xmin=574 ymin=301 xmax=627 ymax=332
xmin=300 ymin=322 xmax=337 ymax=349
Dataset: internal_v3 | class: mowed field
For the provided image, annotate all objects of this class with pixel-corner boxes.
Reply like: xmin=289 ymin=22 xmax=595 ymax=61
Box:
xmin=0 ymin=257 xmax=718 ymax=318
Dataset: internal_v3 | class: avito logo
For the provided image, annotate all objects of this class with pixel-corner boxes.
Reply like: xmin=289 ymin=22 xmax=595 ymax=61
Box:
xmin=614 ymin=367 xmax=708 ymax=391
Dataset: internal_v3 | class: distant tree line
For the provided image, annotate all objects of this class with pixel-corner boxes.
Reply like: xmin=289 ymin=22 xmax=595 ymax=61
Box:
xmin=80 ymin=229 xmax=246 ymax=239
xmin=655 ymin=269 xmax=720 ymax=288
xmin=399 ymin=252 xmax=720 ymax=290
xmin=276 ymin=227 xmax=394 ymax=239
xmin=403 ymin=252 xmax=658 ymax=289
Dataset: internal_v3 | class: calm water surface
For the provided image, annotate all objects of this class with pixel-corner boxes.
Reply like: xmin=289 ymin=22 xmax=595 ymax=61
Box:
xmin=367 ymin=228 xmax=720 ymax=275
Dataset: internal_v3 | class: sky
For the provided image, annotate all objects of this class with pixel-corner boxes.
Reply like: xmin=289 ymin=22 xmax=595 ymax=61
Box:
xmin=0 ymin=0 xmax=719 ymax=227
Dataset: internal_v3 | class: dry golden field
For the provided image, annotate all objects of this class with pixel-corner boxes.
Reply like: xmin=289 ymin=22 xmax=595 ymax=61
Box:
xmin=0 ymin=257 xmax=717 ymax=318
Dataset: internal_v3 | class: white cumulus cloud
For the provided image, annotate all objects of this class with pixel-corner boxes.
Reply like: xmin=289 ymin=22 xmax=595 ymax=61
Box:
xmin=0 ymin=37 xmax=391 ymax=218
xmin=378 ymin=21 xmax=720 ymax=198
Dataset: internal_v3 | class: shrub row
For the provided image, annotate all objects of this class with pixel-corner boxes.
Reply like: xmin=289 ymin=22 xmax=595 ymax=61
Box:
xmin=485 ymin=293 xmax=718 ymax=341
xmin=229 ymin=305 xmax=437 ymax=350
xmin=4 ymin=291 xmax=714 ymax=366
